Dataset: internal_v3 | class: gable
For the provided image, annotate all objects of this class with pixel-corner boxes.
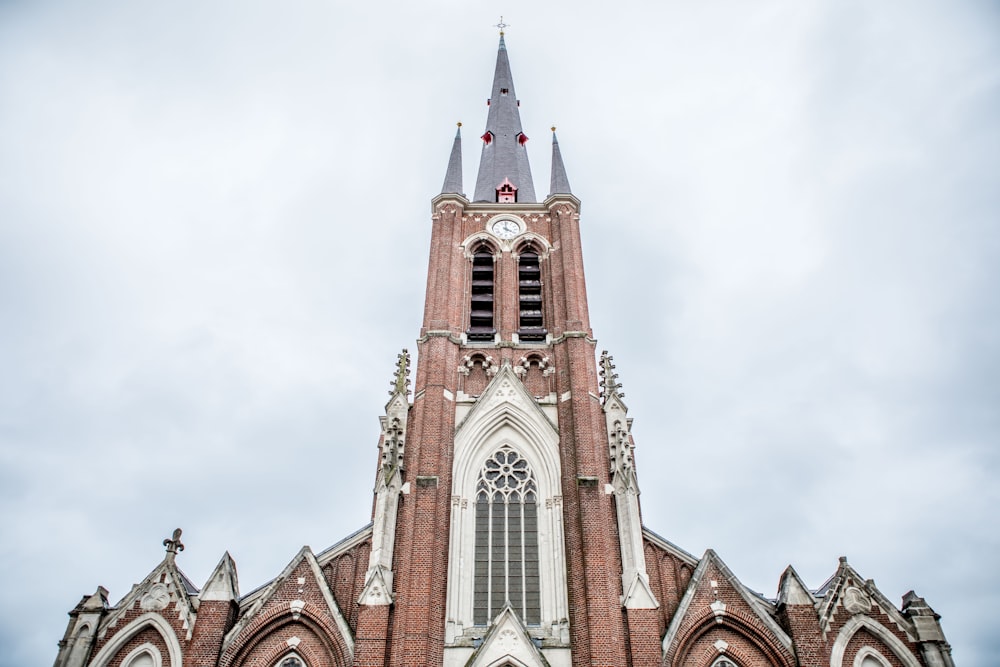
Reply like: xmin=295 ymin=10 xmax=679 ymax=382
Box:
xmin=221 ymin=547 xmax=354 ymax=667
xmin=464 ymin=607 xmax=551 ymax=667
xmin=662 ymin=551 xmax=795 ymax=667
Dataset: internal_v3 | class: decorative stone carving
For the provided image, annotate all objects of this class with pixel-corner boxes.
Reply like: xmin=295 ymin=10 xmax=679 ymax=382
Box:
xmin=609 ymin=420 xmax=635 ymax=481
xmin=389 ymin=349 xmax=411 ymax=398
xmin=162 ymin=528 xmax=184 ymax=558
xmin=289 ymin=599 xmax=305 ymax=620
xmin=381 ymin=416 xmax=405 ymax=477
xmin=496 ymin=628 xmax=519 ymax=652
xmin=843 ymin=586 xmax=872 ymax=614
xmin=140 ymin=583 xmax=169 ymax=611
xmin=598 ymin=350 xmax=623 ymax=403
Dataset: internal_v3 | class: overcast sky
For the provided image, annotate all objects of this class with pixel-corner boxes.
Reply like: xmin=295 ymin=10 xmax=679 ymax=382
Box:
xmin=1 ymin=1 xmax=997 ymax=665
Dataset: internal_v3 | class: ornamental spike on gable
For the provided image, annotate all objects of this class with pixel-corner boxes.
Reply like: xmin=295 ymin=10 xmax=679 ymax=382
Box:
xmin=599 ymin=350 xmax=624 ymax=404
xmin=389 ymin=349 xmax=411 ymax=398
xmin=163 ymin=528 xmax=184 ymax=561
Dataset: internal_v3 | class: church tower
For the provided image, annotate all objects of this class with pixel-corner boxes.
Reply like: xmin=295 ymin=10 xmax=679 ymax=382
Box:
xmin=53 ymin=32 xmax=954 ymax=667
xmin=355 ymin=33 xmax=660 ymax=667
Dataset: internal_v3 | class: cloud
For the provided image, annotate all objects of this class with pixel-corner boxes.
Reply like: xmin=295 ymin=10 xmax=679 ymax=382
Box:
xmin=1 ymin=1 xmax=997 ymax=665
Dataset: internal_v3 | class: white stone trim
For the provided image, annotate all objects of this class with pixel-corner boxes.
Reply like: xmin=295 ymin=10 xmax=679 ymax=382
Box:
xmin=121 ymin=644 xmax=163 ymax=667
xmin=830 ymin=616 xmax=920 ymax=667
xmin=854 ymin=646 xmax=892 ymax=667
xmin=446 ymin=366 xmax=568 ymax=643
xmin=90 ymin=613 xmax=182 ymax=667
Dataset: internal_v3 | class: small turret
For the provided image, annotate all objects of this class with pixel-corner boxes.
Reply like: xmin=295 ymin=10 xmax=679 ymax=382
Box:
xmin=440 ymin=123 xmax=464 ymax=196
xmin=548 ymin=128 xmax=572 ymax=196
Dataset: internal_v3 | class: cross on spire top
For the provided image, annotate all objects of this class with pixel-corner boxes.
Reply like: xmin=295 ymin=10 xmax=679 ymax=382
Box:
xmin=494 ymin=16 xmax=510 ymax=36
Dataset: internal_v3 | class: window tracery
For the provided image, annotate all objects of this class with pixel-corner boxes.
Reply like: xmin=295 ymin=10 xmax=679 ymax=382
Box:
xmin=474 ymin=446 xmax=540 ymax=625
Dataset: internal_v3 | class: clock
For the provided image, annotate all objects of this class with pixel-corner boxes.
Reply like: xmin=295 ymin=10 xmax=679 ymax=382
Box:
xmin=491 ymin=219 xmax=520 ymax=239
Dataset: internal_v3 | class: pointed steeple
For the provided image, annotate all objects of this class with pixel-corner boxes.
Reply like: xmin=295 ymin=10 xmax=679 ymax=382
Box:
xmin=473 ymin=35 xmax=537 ymax=203
xmin=200 ymin=552 xmax=239 ymax=602
xmin=548 ymin=128 xmax=572 ymax=196
xmin=440 ymin=123 xmax=464 ymax=195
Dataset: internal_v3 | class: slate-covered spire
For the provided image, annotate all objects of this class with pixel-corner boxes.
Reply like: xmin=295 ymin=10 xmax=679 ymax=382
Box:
xmin=440 ymin=123 xmax=463 ymax=195
xmin=473 ymin=35 xmax=537 ymax=203
xmin=548 ymin=128 xmax=572 ymax=196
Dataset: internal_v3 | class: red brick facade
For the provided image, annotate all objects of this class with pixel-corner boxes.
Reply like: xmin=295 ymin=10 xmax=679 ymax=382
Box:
xmin=54 ymin=37 xmax=953 ymax=667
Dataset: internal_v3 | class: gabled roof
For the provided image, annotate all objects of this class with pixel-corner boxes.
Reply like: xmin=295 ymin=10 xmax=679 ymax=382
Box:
xmin=662 ymin=549 xmax=793 ymax=662
xmin=238 ymin=523 xmax=372 ymax=607
xmin=642 ymin=526 xmax=699 ymax=567
xmin=223 ymin=545 xmax=354 ymax=657
xmin=473 ymin=35 xmax=536 ymax=203
xmin=97 ymin=552 xmax=198 ymax=641
xmin=815 ymin=556 xmax=916 ymax=641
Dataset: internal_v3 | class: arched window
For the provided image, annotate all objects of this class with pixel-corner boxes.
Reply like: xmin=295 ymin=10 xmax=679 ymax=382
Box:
xmin=473 ymin=446 xmax=540 ymax=625
xmin=517 ymin=248 xmax=545 ymax=341
xmin=127 ymin=653 xmax=155 ymax=667
xmin=468 ymin=246 xmax=496 ymax=341
xmin=710 ymin=659 xmax=737 ymax=667
xmin=277 ymin=656 xmax=305 ymax=667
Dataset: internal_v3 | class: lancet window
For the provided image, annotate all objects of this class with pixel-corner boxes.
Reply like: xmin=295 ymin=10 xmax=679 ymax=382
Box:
xmin=517 ymin=247 xmax=545 ymax=341
xmin=468 ymin=245 xmax=496 ymax=341
xmin=473 ymin=446 xmax=540 ymax=625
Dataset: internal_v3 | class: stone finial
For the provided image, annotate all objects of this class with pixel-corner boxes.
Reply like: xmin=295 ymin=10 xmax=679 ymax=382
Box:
xmin=390 ymin=349 xmax=411 ymax=397
xmin=163 ymin=528 xmax=184 ymax=558
xmin=599 ymin=350 xmax=624 ymax=403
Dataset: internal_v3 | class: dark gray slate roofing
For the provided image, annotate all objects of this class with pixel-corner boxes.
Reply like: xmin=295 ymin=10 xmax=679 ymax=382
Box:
xmin=440 ymin=124 xmax=463 ymax=195
xmin=473 ymin=35 xmax=537 ymax=203
xmin=548 ymin=130 xmax=572 ymax=196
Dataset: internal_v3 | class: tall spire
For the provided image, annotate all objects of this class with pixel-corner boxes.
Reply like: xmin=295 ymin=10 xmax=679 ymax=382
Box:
xmin=440 ymin=123 xmax=463 ymax=195
xmin=473 ymin=35 xmax=537 ymax=203
xmin=548 ymin=128 xmax=572 ymax=196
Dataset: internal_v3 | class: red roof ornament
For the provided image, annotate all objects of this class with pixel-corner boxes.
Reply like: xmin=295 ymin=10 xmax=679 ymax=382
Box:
xmin=517 ymin=132 xmax=529 ymax=146
xmin=481 ymin=131 xmax=493 ymax=145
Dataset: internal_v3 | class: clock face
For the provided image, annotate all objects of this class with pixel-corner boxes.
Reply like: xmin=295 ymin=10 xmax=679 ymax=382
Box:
xmin=491 ymin=219 xmax=520 ymax=239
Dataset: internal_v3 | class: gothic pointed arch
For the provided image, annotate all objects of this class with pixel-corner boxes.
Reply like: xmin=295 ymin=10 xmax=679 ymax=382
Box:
xmin=219 ymin=547 xmax=353 ymax=667
xmin=829 ymin=616 xmax=922 ymax=667
xmin=467 ymin=241 xmax=498 ymax=342
xmin=88 ymin=613 xmax=183 ymax=667
xmin=120 ymin=644 xmax=163 ymax=667
xmin=513 ymin=240 xmax=546 ymax=342
xmin=446 ymin=364 xmax=568 ymax=646
xmin=663 ymin=551 xmax=795 ymax=667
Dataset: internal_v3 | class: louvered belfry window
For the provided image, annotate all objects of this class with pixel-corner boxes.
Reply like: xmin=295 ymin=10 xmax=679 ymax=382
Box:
xmin=517 ymin=248 xmax=546 ymax=341
xmin=473 ymin=446 xmax=540 ymax=625
xmin=468 ymin=246 xmax=496 ymax=341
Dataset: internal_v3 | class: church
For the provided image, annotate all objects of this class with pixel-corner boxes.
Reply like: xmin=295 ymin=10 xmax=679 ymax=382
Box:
xmin=53 ymin=34 xmax=954 ymax=667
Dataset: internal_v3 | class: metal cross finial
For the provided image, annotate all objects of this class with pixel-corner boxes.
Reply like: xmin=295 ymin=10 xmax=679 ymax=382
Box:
xmin=163 ymin=528 xmax=184 ymax=557
xmin=494 ymin=16 xmax=510 ymax=35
